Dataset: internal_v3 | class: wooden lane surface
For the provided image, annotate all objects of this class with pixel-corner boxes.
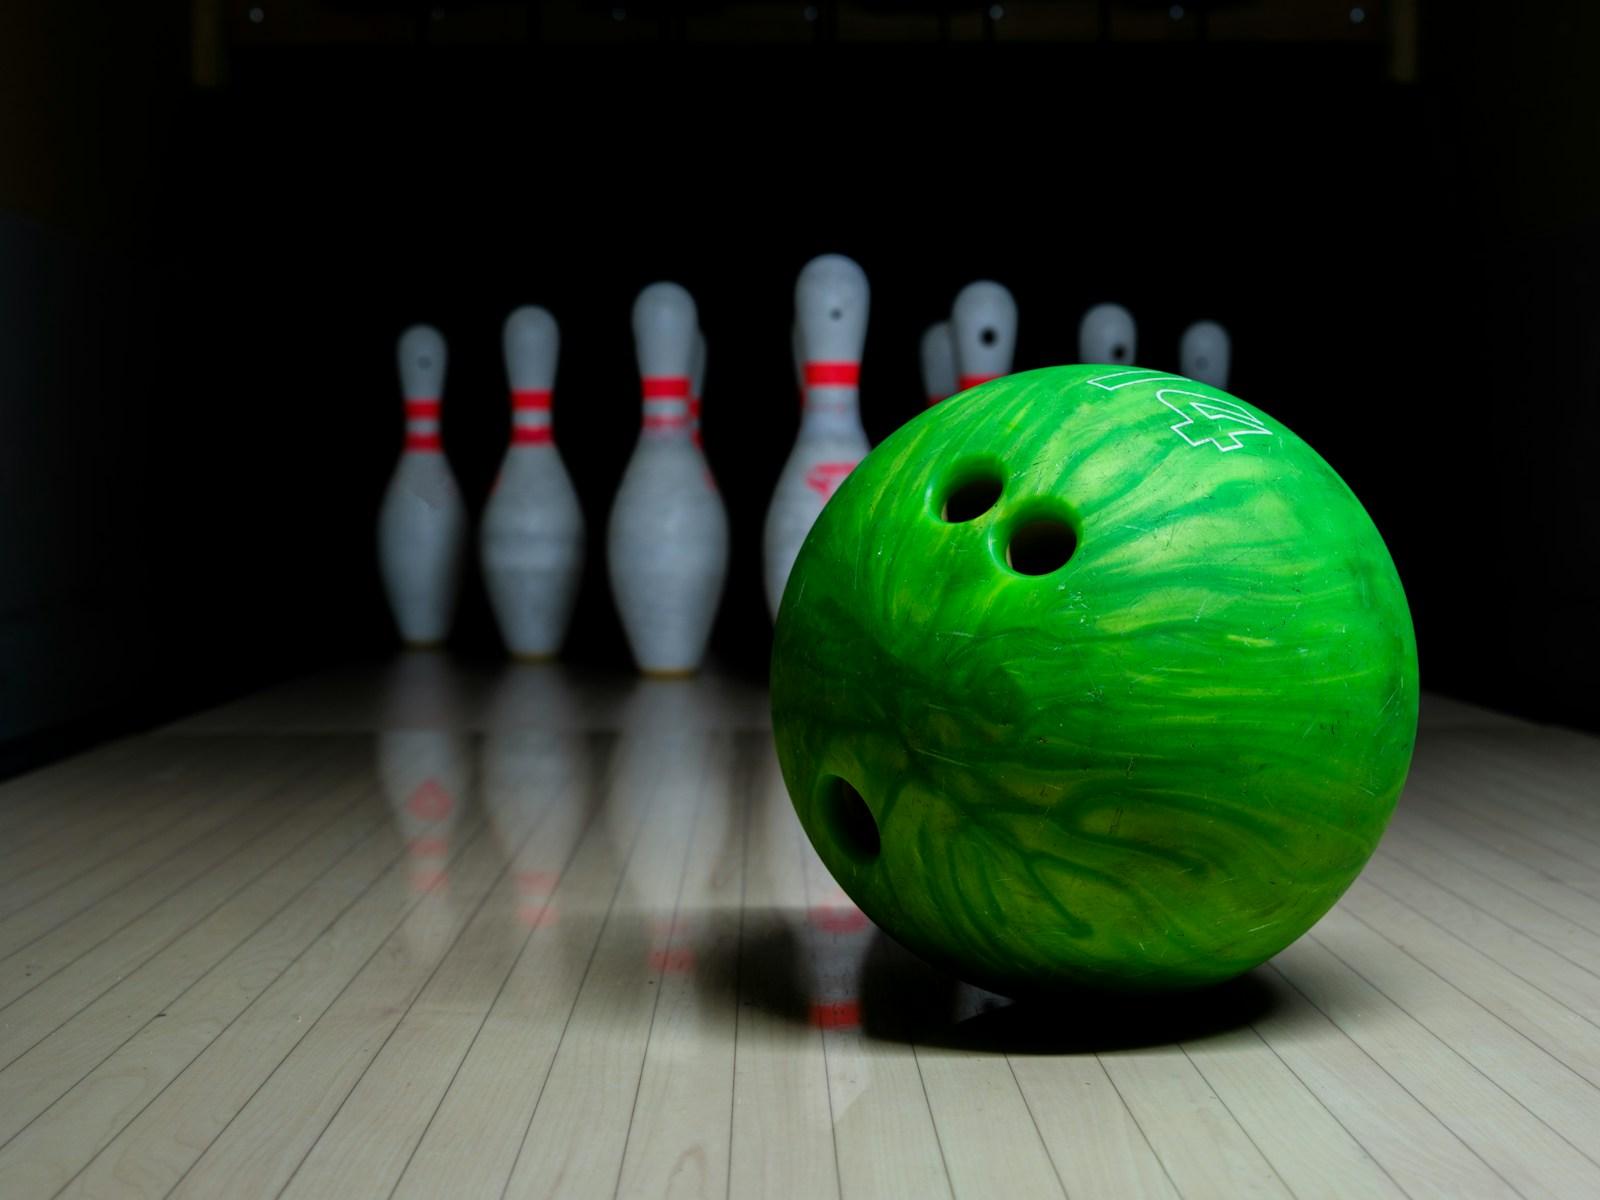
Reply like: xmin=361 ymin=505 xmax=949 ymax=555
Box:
xmin=0 ymin=665 xmax=1596 ymax=1198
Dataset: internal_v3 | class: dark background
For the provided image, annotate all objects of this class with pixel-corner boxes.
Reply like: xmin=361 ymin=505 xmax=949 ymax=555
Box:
xmin=3 ymin=0 xmax=1598 ymax=772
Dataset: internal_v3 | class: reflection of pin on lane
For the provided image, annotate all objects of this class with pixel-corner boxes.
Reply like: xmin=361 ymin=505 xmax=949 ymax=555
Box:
xmin=480 ymin=663 xmax=594 ymax=930
xmin=480 ymin=734 xmax=570 ymax=929
xmin=647 ymin=915 xmax=696 ymax=973
xmin=1078 ymin=302 xmax=1138 ymax=366
xmin=480 ymin=306 xmax=585 ymax=662
xmin=376 ymin=730 xmax=472 ymax=894
xmin=494 ymin=725 xmax=715 ymax=1198
xmin=1180 ymin=319 xmax=1233 ymax=390
xmin=950 ymin=281 xmax=1018 ymax=392
xmin=376 ymin=650 xmax=475 ymax=731
xmin=805 ymin=886 xmax=871 ymax=1031
xmin=610 ymin=678 xmax=722 ymax=978
xmin=763 ymin=254 xmax=872 ymax=620
xmin=378 ymin=325 xmax=467 ymax=648
xmin=607 ymin=732 xmax=743 ymax=1200
xmin=919 ymin=320 xmax=956 ymax=407
xmin=607 ymin=283 xmax=730 ymax=678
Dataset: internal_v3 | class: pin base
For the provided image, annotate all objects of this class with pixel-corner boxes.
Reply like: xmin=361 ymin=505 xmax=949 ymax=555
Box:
xmin=641 ymin=667 xmax=697 ymax=680
xmin=401 ymin=640 xmax=447 ymax=651
xmin=512 ymin=651 xmax=557 ymax=664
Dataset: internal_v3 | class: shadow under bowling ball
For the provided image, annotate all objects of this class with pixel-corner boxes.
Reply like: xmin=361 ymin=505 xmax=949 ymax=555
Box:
xmin=694 ymin=908 xmax=813 ymax=1028
xmin=857 ymin=930 xmax=1281 ymax=1054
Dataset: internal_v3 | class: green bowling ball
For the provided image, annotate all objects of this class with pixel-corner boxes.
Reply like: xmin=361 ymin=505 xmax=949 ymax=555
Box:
xmin=770 ymin=365 xmax=1417 ymax=995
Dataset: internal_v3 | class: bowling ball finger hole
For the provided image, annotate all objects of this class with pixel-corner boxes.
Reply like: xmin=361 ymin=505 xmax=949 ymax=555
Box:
xmin=938 ymin=472 xmax=1004 ymax=523
xmin=818 ymin=776 xmax=880 ymax=865
xmin=1005 ymin=516 xmax=1078 ymax=576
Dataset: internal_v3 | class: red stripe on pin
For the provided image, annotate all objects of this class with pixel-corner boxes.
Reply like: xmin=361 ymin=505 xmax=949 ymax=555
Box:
xmin=958 ymin=374 xmax=998 ymax=390
xmin=406 ymin=433 xmax=443 ymax=451
xmin=805 ymin=362 xmax=860 ymax=387
xmin=642 ymin=376 xmax=691 ymax=399
xmin=511 ymin=427 xmax=552 ymax=445
xmin=511 ymin=389 xmax=552 ymax=411
xmin=643 ymin=414 xmax=690 ymax=431
xmin=404 ymin=399 xmax=441 ymax=418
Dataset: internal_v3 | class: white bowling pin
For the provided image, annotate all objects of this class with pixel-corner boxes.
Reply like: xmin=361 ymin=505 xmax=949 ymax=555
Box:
xmin=480 ymin=306 xmax=586 ymax=661
xmin=607 ymin=283 xmax=730 ymax=676
xmin=950 ymin=281 xmax=1018 ymax=392
xmin=1078 ymin=302 xmax=1137 ymax=365
xmin=378 ymin=325 xmax=467 ymax=647
xmin=763 ymin=254 xmax=872 ymax=620
xmin=919 ymin=321 xmax=956 ymax=407
xmin=1180 ymin=319 xmax=1232 ymax=390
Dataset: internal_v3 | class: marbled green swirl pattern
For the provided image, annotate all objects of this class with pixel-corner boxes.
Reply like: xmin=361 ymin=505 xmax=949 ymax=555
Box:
xmin=771 ymin=366 xmax=1418 ymax=994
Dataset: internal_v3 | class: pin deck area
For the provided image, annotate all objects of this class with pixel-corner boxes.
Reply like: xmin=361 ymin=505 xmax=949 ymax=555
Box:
xmin=1 ymin=662 xmax=1597 ymax=1199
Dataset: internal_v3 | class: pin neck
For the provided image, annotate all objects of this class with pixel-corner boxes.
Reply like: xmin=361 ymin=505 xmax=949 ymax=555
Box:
xmin=510 ymin=388 xmax=554 ymax=446
xmin=801 ymin=361 xmax=862 ymax=432
xmin=641 ymin=375 xmax=692 ymax=437
xmin=403 ymin=398 xmax=443 ymax=452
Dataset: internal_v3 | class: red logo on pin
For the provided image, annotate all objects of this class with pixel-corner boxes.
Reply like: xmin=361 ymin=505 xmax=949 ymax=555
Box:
xmin=804 ymin=462 xmax=854 ymax=499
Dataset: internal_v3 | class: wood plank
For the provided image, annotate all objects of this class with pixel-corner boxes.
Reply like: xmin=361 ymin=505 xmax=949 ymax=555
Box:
xmin=0 ymin=766 xmax=382 ymax=1145
xmin=178 ymin=732 xmax=586 ymax=1200
xmin=1009 ymin=1053 xmax=1182 ymax=1200
xmin=0 ymin=741 xmax=349 ymax=1009
xmin=1274 ymin=934 xmax=1600 ymax=1197
xmin=1179 ymin=1015 xmax=1408 ymax=1199
xmin=1253 ymin=965 xmax=1518 ymax=1200
xmin=0 ymin=672 xmax=1594 ymax=1200
xmin=1098 ymin=1046 xmax=1293 ymax=1199
xmin=0 ymin=781 xmax=485 ymax=1197
xmin=794 ymin=800 xmax=950 ymax=1200
xmin=0 ymin=739 xmax=329 ymax=918
xmin=497 ymin=733 xmax=721 ymax=1199
xmin=613 ymin=735 xmax=745 ymax=1200
xmin=382 ymin=732 xmax=674 ymax=1200
xmin=727 ymin=738 xmax=840 ymax=1200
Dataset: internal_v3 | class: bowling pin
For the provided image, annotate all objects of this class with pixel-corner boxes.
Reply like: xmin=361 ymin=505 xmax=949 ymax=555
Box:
xmin=919 ymin=321 xmax=956 ymax=407
xmin=607 ymin=282 xmax=730 ymax=676
xmin=378 ymin=325 xmax=467 ymax=647
xmin=1078 ymin=302 xmax=1137 ymax=365
xmin=950 ymin=281 xmax=1018 ymax=391
xmin=1180 ymin=319 xmax=1232 ymax=390
xmin=763 ymin=254 xmax=872 ymax=620
xmin=480 ymin=306 xmax=586 ymax=661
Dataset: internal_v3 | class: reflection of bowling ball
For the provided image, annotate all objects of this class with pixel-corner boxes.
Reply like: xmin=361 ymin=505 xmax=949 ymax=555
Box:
xmin=771 ymin=366 xmax=1418 ymax=995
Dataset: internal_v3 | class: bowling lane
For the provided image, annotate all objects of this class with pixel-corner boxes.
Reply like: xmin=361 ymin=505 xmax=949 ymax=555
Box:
xmin=0 ymin=664 xmax=1597 ymax=1199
